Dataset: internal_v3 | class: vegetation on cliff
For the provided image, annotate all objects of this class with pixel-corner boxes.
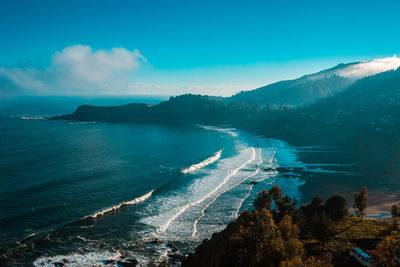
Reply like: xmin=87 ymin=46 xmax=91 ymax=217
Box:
xmin=182 ymin=186 xmax=400 ymax=267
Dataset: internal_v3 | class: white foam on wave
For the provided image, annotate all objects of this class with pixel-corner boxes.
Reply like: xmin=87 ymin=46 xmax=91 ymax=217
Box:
xmin=84 ymin=190 xmax=154 ymax=219
xmin=157 ymin=147 xmax=256 ymax=234
xmin=23 ymin=232 xmax=39 ymax=240
xmin=198 ymin=125 xmax=238 ymax=137
xmin=20 ymin=116 xmax=45 ymax=120
xmin=182 ymin=149 xmax=222 ymax=174
xmin=66 ymin=121 xmax=96 ymax=125
xmin=191 ymin=147 xmax=260 ymax=238
xmin=234 ymin=148 xmax=278 ymax=218
xmin=234 ymin=178 xmax=276 ymax=219
xmin=234 ymin=184 xmax=255 ymax=218
xmin=254 ymin=172 xmax=277 ymax=183
xmin=141 ymin=143 xmax=253 ymax=240
xmin=33 ymin=251 xmax=122 ymax=267
xmin=77 ymin=235 xmax=90 ymax=242
xmin=141 ymin=131 xmax=303 ymax=244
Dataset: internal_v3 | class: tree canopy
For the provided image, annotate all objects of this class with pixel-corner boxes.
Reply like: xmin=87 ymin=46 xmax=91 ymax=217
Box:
xmin=326 ymin=195 xmax=348 ymax=220
xmin=353 ymin=186 xmax=368 ymax=221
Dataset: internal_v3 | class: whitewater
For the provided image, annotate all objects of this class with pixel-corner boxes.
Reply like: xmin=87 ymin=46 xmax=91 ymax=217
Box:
xmin=145 ymin=128 xmax=295 ymax=243
xmin=83 ymin=190 xmax=154 ymax=219
xmin=181 ymin=149 xmax=223 ymax=174
xmin=158 ymin=147 xmax=256 ymax=234
xmin=191 ymin=147 xmax=263 ymax=238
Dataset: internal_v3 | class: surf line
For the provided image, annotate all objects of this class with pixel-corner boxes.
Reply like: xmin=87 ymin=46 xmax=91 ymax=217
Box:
xmin=234 ymin=178 xmax=276 ymax=218
xmin=158 ymin=147 xmax=256 ymax=234
xmin=191 ymin=147 xmax=261 ymax=238
xmin=182 ymin=149 xmax=223 ymax=174
xmin=234 ymin=149 xmax=278 ymax=218
xmin=191 ymin=147 xmax=261 ymax=237
xmin=83 ymin=190 xmax=154 ymax=219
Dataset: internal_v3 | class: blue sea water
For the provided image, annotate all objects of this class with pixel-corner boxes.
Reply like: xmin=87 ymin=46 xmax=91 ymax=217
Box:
xmin=0 ymin=96 xmax=304 ymax=266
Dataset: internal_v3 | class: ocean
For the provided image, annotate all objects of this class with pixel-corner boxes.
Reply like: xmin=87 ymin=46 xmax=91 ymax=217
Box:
xmin=0 ymin=96 xmax=313 ymax=266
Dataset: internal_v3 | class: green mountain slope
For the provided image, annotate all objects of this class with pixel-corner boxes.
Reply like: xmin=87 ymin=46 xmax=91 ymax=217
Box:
xmin=227 ymin=63 xmax=357 ymax=106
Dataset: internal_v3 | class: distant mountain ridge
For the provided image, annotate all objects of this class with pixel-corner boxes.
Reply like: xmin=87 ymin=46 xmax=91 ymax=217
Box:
xmin=227 ymin=65 xmax=353 ymax=106
xmin=228 ymin=57 xmax=400 ymax=106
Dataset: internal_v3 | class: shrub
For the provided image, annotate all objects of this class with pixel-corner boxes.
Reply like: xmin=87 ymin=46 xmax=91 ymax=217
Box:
xmin=326 ymin=195 xmax=348 ymax=220
xmin=391 ymin=203 xmax=400 ymax=226
xmin=254 ymin=189 xmax=272 ymax=210
xmin=371 ymin=237 xmax=400 ymax=267
xmin=310 ymin=210 xmax=333 ymax=242
xmin=311 ymin=196 xmax=323 ymax=206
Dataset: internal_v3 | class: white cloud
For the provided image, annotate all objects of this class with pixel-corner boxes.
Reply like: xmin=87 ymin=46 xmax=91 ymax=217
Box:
xmin=0 ymin=44 xmax=147 ymax=95
xmin=336 ymin=55 xmax=400 ymax=79
xmin=0 ymin=67 xmax=47 ymax=93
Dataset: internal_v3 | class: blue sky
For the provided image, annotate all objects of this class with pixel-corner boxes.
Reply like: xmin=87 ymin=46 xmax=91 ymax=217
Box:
xmin=1 ymin=0 xmax=400 ymax=96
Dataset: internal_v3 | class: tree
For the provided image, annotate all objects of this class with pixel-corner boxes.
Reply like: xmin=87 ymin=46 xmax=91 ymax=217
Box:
xmin=254 ymin=185 xmax=285 ymax=211
xmin=278 ymin=215 xmax=305 ymax=260
xmin=276 ymin=195 xmax=298 ymax=221
xmin=309 ymin=210 xmax=333 ymax=243
xmin=254 ymin=189 xmax=272 ymax=210
xmin=371 ymin=237 xmax=400 ymax=267
xmin=311 ymin=196 xmax=323 ymax=206
xmin=182 ymin=208 xmax=288 ymax=267
xmin=280 ymin=256 xmax=332 ymax=267
xmin=326 ymin=195 xmax=348 ymax=220
xmin=269 ymin=185 xmax=283 ymax=203
xmin=292 ymin=209 xmax=306 ymax=236
xmin=391 ymin=203 xmax=400 ymax=226
xmin=254 ymin=186 xmax=298 ymax=223
xmin=353 ymin=186 xmax=368 ymax=221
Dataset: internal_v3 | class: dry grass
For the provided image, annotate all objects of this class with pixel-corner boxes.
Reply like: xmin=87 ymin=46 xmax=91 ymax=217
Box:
xmin=330 ymin=215 xmax=400 ymax=240
xmin=301 ymin=216 xmax=400 ymax=265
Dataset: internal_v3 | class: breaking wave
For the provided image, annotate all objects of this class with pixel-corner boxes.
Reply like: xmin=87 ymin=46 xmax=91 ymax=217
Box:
xmin=83 ymin=190 xmax=154 ymax=219
xmin=233 ymin=148 xmax=278 ymax=218
xmin=33 ymin=251 xmax=123 ymax=267
xmin=191 ymin=147 xmax=261 ymax=237
xmin=65 ymin=121 xmax=96 ymax=125
xmin=158 ymin=147 xmax=256 ymax=234
xmin=182 ymin=149 xmax=223 ymax=174
xmin=198 ymin=125 xmax=238 ymax=137
xmin=20 ymin=116 xmax=45 ymax=120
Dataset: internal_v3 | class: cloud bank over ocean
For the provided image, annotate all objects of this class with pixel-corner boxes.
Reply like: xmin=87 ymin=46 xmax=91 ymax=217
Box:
xmin=0 ymin=45 xmax=147 ymax=95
